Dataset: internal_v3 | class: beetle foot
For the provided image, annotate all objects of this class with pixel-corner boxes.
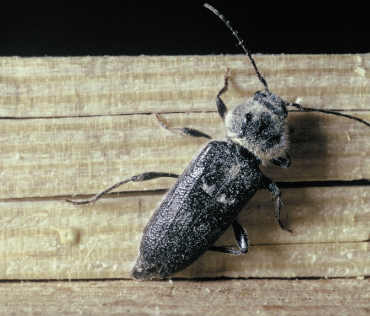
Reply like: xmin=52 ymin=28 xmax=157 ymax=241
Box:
xmin=64 ymin=197 xmax=92 ymax=206
xmin=225 ymin=67 xmax=230 ymax=79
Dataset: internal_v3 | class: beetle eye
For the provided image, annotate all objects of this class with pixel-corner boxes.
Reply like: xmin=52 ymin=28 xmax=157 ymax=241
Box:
xmin=254 ymin=90 xmax=267 ymax=99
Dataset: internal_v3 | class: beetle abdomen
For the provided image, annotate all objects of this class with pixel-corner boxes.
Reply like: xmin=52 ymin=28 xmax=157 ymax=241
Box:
xmin=132 ymin=141 xmax=264 ymax=279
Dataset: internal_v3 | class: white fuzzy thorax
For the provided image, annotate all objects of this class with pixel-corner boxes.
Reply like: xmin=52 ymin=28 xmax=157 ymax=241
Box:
xmin=224 ymin=98 xmax=289 ymax=162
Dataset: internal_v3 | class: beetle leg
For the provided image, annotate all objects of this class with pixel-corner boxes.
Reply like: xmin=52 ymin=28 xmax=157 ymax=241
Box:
xmin=153 ymin=113 xmax=212 ymax=139
xmin=269 ymin=153 xmax=291 ymax=168
xmin=215 ymin=68 xmax=230 ymax=121
xmin=208 ymin=219 xmax=249 ymax=255
xmin=65 ymin=172 xmax=179 ymax=205
xmin=264 ymin=177 xmax=293 ymax=234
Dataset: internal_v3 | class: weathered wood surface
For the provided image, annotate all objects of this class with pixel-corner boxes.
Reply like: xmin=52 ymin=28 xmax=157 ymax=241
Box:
xmin=1 ymin=55 xmax=369 ymax=117
xmin=1 ymin=279 xmax=369 ymax=315
xmin=1 ymin=187 xmax=370 ymax=280
xmin=0 ymin=55 xmax=370 ymax=280
xmin=1 ymin=112 xmax=370 ymax=199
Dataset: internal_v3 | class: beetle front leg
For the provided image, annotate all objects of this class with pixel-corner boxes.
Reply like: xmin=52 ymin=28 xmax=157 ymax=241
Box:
xmin=153 ymin=113 xmax=212 ymax=139
xmin=264 ymin=177 xmax=293 ymax=234
xmin=208 ymin=219 xmax=249 ymax=255
xmin=215 ymin=68 xmax=230 ymax=121
xmin=65 ymin=172 xmax=179 ymax=205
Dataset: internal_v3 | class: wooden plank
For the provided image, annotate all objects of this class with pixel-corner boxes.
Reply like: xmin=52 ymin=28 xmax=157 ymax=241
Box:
xmin=0 ymin=279 xmax=369 ymax=315
xmin=1 ymin=112 xmax=370 ymax=199
xmin=1 ymin=55 xmax=370 ymax=281
xmin=0 ymin=55 xmax=369 ymax=118
xmin=1 ymin=187 xmax=369 ymax=280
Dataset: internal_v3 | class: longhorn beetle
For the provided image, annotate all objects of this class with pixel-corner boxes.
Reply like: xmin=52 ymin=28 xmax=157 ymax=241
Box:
xmin=65 ymin=3 xmax=370 ymax=280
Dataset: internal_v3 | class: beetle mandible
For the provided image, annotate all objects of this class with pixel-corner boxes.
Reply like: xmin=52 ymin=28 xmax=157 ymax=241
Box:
xmin=65 ymin=3 xmax=370 ymax=280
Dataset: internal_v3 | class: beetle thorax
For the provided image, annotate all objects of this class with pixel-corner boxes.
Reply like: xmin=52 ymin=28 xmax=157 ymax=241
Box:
xmin=224 ymin=98 xmax=289 ymax=161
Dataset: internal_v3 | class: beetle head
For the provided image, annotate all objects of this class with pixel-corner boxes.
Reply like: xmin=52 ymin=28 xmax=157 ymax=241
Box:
xmin=224 ymin=91 xmax=289 ymax=162
xmin=253 ymin=90 xmax=288 ymax=119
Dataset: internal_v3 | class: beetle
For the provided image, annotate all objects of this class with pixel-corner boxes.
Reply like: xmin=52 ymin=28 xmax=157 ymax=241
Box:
xmin=65 ymin=3 xmax=370 ymax=280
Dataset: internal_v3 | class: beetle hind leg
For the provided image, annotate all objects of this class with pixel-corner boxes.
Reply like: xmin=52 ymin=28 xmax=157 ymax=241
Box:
xmin=208 ymin=219 xmax=249 ymax=255
xmin=65 ymin=172 xmax=179 ymax=205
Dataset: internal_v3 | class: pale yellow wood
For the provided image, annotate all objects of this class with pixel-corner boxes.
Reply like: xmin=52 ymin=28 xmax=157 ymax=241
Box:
xmin=1 ymin=112 xmax=370 ymax=199
xmin=0 ymin=187 xmax=369 ymax=280
xmin=0 ymin=55 xmax=369 ymax=118
xmin=1 ymin=55 xmax=370 ymax=281
xmin=0 ymin=279 xmax=369 ymax=315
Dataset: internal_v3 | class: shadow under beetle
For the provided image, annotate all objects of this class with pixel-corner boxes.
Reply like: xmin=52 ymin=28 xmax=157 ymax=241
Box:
xmin=66 ymin=3 xmax=370 ymax=280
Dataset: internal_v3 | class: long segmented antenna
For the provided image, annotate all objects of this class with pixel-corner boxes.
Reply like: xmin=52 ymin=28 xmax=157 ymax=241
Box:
xmin=204 ymin=3 xmax=269 ymax=91
xmin=204 ymin=3 xmax=370 ymax=128
xmin=288 ymin=103 xmax=370 ymax=127
xmin=203 ymin=3 xmax=370 ymax=127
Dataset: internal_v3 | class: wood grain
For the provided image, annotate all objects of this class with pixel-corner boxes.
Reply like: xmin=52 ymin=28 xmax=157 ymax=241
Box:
xmin=1 ymin=55 xmax=369 ymax=117
xmin=1 ymin=187 xmax=369 ymax=280
xmin=0 ymin=279 xmax=369 ymax=315
xmin=1 ymin=112 xmax=370 ymax=199
xmin=0 ymin=55 xmax=370 ymax=280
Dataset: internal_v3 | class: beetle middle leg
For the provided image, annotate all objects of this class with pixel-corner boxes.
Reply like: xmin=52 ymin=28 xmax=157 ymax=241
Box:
xmin=208 ymin=219 xmax=249 ymax=255
xmin=65 ymin=172 xmax=179 ymax=205
xmin=153 ymin=113 xmax=212 ymax=139
xmin=264 ymin=177 xmax=293 ymax=234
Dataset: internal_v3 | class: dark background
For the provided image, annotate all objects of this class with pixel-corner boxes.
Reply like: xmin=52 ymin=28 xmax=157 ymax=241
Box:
xmin=0 ymin=0 xmax=369 ymax=57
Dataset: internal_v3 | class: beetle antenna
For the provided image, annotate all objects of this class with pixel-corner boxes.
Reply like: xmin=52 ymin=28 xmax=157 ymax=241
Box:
xmin=287 ymin=102 xmax=370 ymax=127
xmin=204 ymin=4 xmax=370 ymax=128
xmin=204 ymin=3 xmax=269 ymax=91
